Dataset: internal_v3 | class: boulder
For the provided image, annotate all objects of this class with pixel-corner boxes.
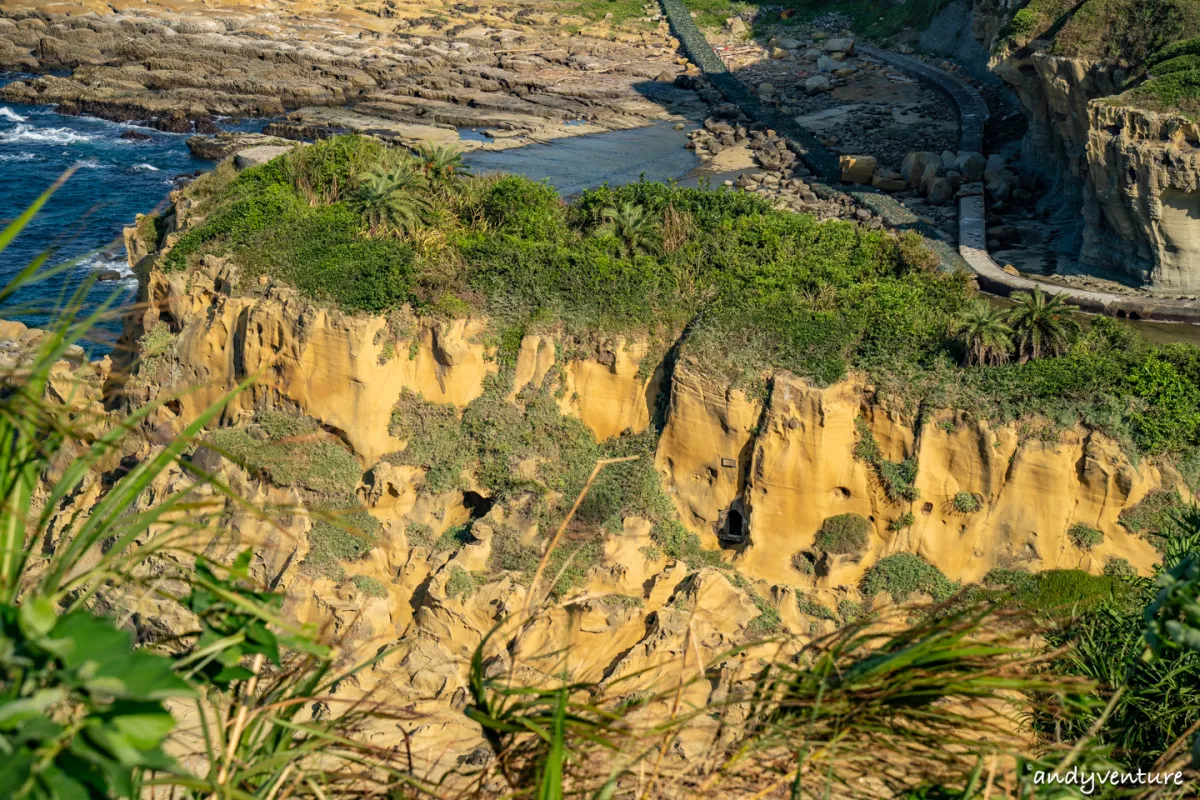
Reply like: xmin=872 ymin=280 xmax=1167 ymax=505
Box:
xmin=1002 ymin=264 xmax=1020 ymax=276
xmin=939 ymin=150 xmax=957 ymax=170
xmin=757 ymin=82 xmax=776 ymax=100
xmin=954 ymin=151 xmax=986 ymax=182
xmin=817 ymin=55 xmax=835 ymax=72
xmin=927 ymin=177 xmax=955 ymax=205
xmin=839 ymin=154 xmax=877 ymax=185
xmin=901 ymin=151 xmax=937 ymax=188
xmin=919 ymin=160 xmax=941 ymax=194
xmin=823 ymin=37 xmax=855 ymax=54
xmin=830 ymin=52 xmax=847 ymax=62
xmin=834 ymin=67 xmax=856 ymax=78
xmin=805 ymin=75 xmax=831 ymax=94
xmin=770 ymin=47 xmax=790 ymax=60
xmin=96 ymin=270 xmax=123 ymax=282
xmin=871 ymin=168 xmax=907 ymax=192
xmin=724 ymin=17 xmax=747 ymax=36
xmin=234 ymin=145 xmax=293 ymax=170
xmin=804 ymin=47 xmax=822 ymax=58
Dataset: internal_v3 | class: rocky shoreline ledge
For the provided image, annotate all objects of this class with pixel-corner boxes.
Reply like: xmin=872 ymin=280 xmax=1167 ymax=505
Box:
xmin=0 ymin=1 xmax=694 ymax=151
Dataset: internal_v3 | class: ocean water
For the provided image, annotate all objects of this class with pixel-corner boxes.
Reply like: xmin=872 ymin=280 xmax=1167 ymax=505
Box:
xmin=0 ymin=75 xmax=262 ymax=342
xmin=0 ymin=71 xmax=697 ymax=344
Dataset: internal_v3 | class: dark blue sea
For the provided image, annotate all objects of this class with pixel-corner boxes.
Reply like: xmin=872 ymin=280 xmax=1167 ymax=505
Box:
xmin=0 ymin=74 xmax=263 ymax=342
xmin=0 ymin=71 xmax=699 ymax=346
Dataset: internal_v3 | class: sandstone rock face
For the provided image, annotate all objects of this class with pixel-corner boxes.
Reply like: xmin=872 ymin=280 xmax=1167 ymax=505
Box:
xmin=1084 ymin=103 xmax=1200 ymax=289
xmin=657 ymin=371 xmax=1166 ymax=590
xmin=991 ymin=41 xmax=1200 ymax=290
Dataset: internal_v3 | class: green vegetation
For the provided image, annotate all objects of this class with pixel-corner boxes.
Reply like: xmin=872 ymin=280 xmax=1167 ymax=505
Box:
xmin=1104 ymin=555 xmax=1138 ymax=578
xmin=446 ymin=566 xmax=486 ymax=599
xmin=134 ymin=320 xmax=176 ymax=382
xmin=301 ymin=504 xmax=380 ymax=581
xmin=1118 ymin=488 xmax=1188 ymax=549
xmin=649 ymin=520 xmax=724 ymax=567
xmin=813 ymin=513 xmax=871 ymax=555
xmin=796 ymin=590 xmax=837 ymax=620
xmin=853 ymin=418 xmax=920 ymax=501
xmin=727 ymin=572 xmax=782 ymax=637
xmin=1125 ymin=35 xmax=1200 ymax=115
xmin=162 ymin=137 xmax=1200 ymax=461
xmin=405 ymin=521 xmax=435 ymax=547
xmin=888 ymin=511 xmax=915 ymax=532
xmin=861 ymin=553 xmax=957 ymax=603
xmin=951 ymin=491 xmax=981 ymax=514
xmin=1068 ymin=522 xmax=1105 ymax=551
xmin=350 ymin=574 xmax=388 ymax=598
xmin=997 ymin=0 xmax=1200 ymax=115
xmin=688 ymin=0 xmax=955 ymax=40
xmin=598 ymin=593 xmax=645 ymax=610
xmin=0 ymin=193 xmax=412 ymax=800
xmin=983 ymin=567 xmax=1133 ymax=614
xmin=208 ymin=411 xmax=362 ymax=496
xmin=791 ymin=551 xmax=815 ymax=574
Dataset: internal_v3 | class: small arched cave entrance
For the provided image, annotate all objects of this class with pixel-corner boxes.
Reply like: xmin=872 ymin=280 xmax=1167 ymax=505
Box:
xmin=717 ymin=498 xmax=748 ymax=547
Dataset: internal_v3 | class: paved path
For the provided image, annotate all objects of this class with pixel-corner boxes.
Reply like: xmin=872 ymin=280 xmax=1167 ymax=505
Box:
xmin=657 ymin=1 xmax=1200 ymax=322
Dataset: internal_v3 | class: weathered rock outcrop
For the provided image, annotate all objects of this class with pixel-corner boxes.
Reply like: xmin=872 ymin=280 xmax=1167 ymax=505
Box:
xmin=0 ymin=2 xmax=690 ymax=148
xmin=991 ymin=32 xmax=1200 ymax=290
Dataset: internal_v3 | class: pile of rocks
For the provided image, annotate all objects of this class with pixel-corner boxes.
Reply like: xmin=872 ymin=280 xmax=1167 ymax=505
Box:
xmin=837 ymin=155 xmax=907 ymax=192
xmin=898 ymin=150 xmax=988 ymax=205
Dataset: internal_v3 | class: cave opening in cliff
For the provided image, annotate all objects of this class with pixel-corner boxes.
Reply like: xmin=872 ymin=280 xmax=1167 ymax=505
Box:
xmin=718 ymin=501 xmax=748 ymax=547
xmin=462 ymin=490 xmax=494 ymax=520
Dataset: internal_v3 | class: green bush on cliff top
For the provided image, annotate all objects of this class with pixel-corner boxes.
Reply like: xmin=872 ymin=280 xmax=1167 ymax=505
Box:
xmin=166 ymin=136 xmax=1200 ymax=459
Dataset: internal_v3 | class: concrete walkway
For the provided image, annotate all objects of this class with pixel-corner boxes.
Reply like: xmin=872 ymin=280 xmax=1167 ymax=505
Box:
xmin=658 ymin=1 xmax=1200 ymax=323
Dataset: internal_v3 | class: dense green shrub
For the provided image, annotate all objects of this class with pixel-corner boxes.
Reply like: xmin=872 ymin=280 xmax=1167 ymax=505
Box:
xmin=651 ymin=520 xmax=724 ymax=567
xmin=861 ymin=553 xmax=957 ymax=603
xmin=952 ymin=492 xmax=981 ymax=514
xmin=1068 ymin=523 xmax=1105 ymax=551
xmin=405 ymin=522 xmax=435 ymax=548
xmin=813 ymin=514 xmax=871 ymax=555
xmin=350 ymin=574 xmax=388 ymax=598
xmin=445 ymin=566 xmax=485 ymax=599
xmin=1104 ymin=556 xmax=1138 ymax=578
xmin=791 ymin=551 xmax=815 ymax=575
xmin=984 ymin=567 xmax=1132 ymax=614
xmin=208 ymin=413 xmax=362 ymax=496
xmin=796 ymin=591 xmax=837 ymax=620
xmin=1119 ymin=489 xmax=1187 ymax=549
xmin=853 ymin=419 xmax=920 ymax=502
xmin=888 ymin=512 xmax=915 ymax=532
xmin=302 ymin=504 xmax=380 ymax=580
xmin=481 ymin=175 xmax=566 ymax=240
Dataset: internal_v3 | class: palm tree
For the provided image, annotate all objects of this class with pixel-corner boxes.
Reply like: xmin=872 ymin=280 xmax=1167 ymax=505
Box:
xmin=1007 ymin=288 xmax=1080 ymax=361
xmin=416 ymin=144 xmax=469 ymax=195
xmin=596 ymin=202 xmax=658 ymax=258
xmin=953 ymin=299 xmax=1014 ymax=366
xmin=350 ymin=167 xmax=431 ymax=235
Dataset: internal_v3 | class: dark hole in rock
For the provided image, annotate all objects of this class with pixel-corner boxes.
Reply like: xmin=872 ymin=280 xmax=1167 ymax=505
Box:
xmin=718 ymin=500 xmax=748 ymax=547
xmin=921 ymin=502 xmax=934 ymax=516
xmin=462 ymin=490 xmax=494 ymax=520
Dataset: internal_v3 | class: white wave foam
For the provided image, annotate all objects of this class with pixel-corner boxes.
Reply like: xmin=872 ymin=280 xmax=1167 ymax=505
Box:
xmin=74 ymin=159 xmax=108 ymax=169
xmin=0 ymin=124 xmax=94 ymax=145
xmin=130 ymin=163 xmax=160 ymax=172
xmin=0 ymin=152 xmax=38 ymax=162
xmin=0 ymin=106 xmax=27 ymax=123
xmin=77 ymin=253 xmax=134 ymax=281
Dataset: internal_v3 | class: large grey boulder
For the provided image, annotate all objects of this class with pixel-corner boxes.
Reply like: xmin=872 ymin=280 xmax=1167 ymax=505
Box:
xmin=235 ymin=145 xmax=294 ymax=170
